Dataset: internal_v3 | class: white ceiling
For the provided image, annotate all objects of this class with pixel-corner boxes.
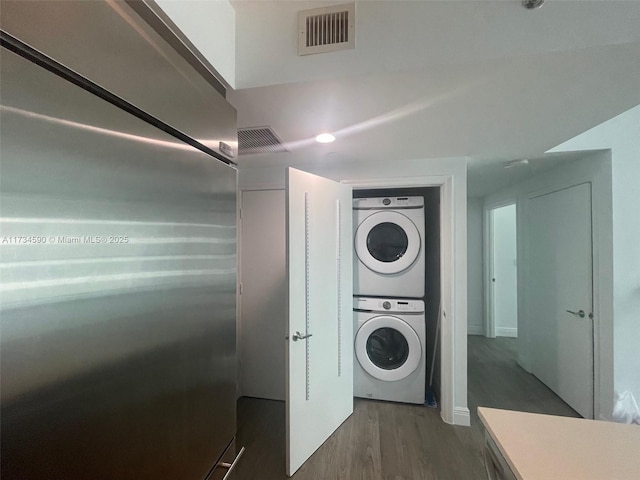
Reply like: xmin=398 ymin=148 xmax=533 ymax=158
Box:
xmin=228 ymin=0 xmax=640 ymax=196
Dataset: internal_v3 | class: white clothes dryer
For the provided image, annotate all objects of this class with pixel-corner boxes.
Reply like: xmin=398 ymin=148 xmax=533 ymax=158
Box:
xmin=353 ymin=196 xmax=425 ymax=298
xmin=353 ymin=297 xmax=426 ymax=404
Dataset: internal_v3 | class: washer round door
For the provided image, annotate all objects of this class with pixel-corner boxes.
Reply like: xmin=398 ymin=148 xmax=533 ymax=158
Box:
xmin=354 ymin=211 xmax=421 ymax=274
xmin=355 ymin=315 xmax=422 ymax=382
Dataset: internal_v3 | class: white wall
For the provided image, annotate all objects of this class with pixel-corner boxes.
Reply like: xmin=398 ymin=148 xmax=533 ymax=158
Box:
xmin=239 ymin=156 xmax=470 ymax=426
xmin=484 ymin=150 xmax=613 ymax=420
xmin=155 ymin=0 xmax=236 ymax=88
xmin=467 ymin=197 xmax=484 ymax=335
xmin=548 ymin=105 xmax=640 ymax=422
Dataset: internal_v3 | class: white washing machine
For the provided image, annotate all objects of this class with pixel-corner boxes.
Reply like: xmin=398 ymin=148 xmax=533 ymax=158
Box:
xmin=353 ymin=196 xmax=425 ymax=298
xmin=353 ymin=297 xmax=426 ymax=404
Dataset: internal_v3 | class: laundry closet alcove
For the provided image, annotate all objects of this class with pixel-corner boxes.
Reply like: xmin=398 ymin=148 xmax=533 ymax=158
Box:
xmin=237 ymin=161 xmax=470 ymax=431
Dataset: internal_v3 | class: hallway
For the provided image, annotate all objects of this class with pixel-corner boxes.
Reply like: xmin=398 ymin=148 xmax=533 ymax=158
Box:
xmin=231 ymin=336 xmax=580 ymax=479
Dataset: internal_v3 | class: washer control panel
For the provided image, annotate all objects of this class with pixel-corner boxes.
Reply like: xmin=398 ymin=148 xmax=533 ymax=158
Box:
xmin=354 ymin=297 xmax=425 ymax=314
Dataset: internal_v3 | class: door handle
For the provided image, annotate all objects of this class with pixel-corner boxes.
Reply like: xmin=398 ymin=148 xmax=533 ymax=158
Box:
xmin=292 ymin=331 xmax=312 ymax=341
xmin=220 ymin=446 xmax=245 ymax=480
xmin=566 ymin=309 xmax=586 ymax=318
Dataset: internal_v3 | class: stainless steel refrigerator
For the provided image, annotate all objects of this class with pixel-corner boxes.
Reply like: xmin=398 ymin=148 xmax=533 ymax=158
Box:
xmin=1 ymin=2 xmax=239 ymax=478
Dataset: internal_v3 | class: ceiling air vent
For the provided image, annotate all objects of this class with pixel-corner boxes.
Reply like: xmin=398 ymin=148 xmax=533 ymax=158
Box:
xmin=238 ymin=126 xmax=289 ymax=155
xmin=298 ymin=3 xmax=355 ymax=56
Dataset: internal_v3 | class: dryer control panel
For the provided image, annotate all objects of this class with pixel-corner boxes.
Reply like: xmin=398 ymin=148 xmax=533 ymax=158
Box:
xmin=353 ymin=196 xmax=424 ymax=209
xmin=354 ymin=297 xmax=425 ymax=313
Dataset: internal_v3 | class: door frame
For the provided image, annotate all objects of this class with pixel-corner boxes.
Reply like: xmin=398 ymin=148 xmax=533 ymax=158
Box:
xmin=343 ymin=174 xmax=467 ymax=426
xmin=483 ymin=201 xmax=517 ymax=338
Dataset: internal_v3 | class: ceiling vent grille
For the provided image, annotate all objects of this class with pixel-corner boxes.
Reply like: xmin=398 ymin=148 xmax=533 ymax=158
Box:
xmin=298 ymin=3 xmax=355 ymax=56
xmin=238 ymin=126 xmax=289 ymax=155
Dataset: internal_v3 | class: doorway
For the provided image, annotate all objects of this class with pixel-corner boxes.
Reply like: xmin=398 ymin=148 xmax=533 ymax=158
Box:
xmin=487 ymin=204 xmax=518 ymax=338
xmin=352 ymin=187 xmax=441 ymax=404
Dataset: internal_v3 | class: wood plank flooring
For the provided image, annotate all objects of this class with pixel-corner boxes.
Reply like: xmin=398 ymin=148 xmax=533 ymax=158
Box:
xmin=230 ymin=336 xmax=580 ymax=480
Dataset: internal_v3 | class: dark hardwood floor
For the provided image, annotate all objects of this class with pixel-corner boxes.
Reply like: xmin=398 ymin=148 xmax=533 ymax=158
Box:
xmin=231 ymin=336 xmax=580 ymax=480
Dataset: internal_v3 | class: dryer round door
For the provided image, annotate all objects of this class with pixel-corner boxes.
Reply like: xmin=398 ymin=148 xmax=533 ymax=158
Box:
xmin=354 ymin=211 xmax=421 ymax=274
xmin=355 ymin=315 xmax=422 ymax=382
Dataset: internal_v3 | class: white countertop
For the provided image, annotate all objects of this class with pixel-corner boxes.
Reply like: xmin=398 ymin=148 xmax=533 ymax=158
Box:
xmin=478 ymin=407 xmax=640 ymax=480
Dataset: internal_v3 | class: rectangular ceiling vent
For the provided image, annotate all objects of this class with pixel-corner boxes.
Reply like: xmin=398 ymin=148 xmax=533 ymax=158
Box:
xmin=238 ymin=126 xmax=289 ymax=155
xmin=298 ymin=3 xmax=355 ymax=56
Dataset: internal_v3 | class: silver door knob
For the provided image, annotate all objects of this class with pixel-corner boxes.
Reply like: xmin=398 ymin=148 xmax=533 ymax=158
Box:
xmin=566 ymin=309 xmax=585 ymax=318
xmin=292 ymin=331 xmax=312 ymax=341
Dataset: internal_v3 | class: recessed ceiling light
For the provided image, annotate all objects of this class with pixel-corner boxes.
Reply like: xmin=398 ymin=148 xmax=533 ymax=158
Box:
xmin=315 ymin=133 xmax=335 ymax=144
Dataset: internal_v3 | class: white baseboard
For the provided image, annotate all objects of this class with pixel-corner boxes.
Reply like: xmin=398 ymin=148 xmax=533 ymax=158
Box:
xmin=453 ymin=406 xmax=471 ymax=426
xmin=496 ymin=327 xmax=518 ymax=338
xmin=467 ymin=325 xmax=484 ymax=336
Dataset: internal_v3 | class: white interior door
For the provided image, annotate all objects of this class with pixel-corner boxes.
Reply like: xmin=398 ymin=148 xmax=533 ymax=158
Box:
xmin=286 ymin=168 xmax=353 ymax=476
xmin=528 ymin=183 xmax=593 ymax=418
xmin=491 ymin=204 xmax=518 ymax=338
xmin=239 ymin=190 xmax=286 ymax=401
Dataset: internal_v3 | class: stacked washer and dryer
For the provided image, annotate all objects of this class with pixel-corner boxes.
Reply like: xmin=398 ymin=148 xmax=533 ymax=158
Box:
xmin=353 ymin=196 xmax=427 ymax=405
